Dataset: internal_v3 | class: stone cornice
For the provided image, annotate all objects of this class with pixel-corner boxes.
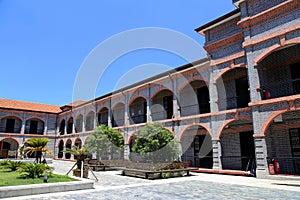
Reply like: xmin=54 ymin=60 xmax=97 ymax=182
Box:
xmin=204 ymin=32 xmax=244 ymax=52
xmin=237 ymin=0 xmax=298 ymax=29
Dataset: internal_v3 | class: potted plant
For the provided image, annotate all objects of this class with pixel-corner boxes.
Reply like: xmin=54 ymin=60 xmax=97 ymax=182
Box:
xmin=64 ymin=146 xmax=89 ymax=178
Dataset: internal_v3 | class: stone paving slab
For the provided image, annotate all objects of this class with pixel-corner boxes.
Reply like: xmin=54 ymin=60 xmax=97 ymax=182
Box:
xmin=0 ymin=178 xmax=94 ymax=199
xmin=2 ymin=160 xmax=300 ymax=200
xmin=6 ymin=174 xmax=300 ymax=200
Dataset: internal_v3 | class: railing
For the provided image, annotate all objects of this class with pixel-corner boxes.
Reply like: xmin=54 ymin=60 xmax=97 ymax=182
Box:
xmin=151 ymin=109 xmax=172 ymax=121
xmin=218 ymin=95 xmax=250 ymax=110
xmin=180 ymin=104 xmax=210 ymax=117
xmin=112 ymin=119 xmax=124 ymax=127
xmin=24 ymin=128 xmax=44 ymax=135
xmin=130 ymin=115 xmax=146 ymax=124
xmin=0 ymin=126 xmax=22 ymax=133
xmin=221 ymin=156 xmax=256 ymax=173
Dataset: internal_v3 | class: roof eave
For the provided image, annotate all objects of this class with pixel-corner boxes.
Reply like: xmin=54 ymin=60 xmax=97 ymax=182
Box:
xmin=195 ymin=9 xmax=240 ymax=35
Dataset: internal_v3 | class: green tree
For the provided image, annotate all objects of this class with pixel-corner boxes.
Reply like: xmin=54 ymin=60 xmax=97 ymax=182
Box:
xmin=132 ymin=122 xmax=179 ymax=162
xmin=24 ymin=138 xmax=52 ymax=164
xmin=85 ymin=125 xmax=124 ymax=161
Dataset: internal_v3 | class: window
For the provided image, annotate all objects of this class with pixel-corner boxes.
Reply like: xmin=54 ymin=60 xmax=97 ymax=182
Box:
xmin=5 ymin=118 xmax=15 ymax=133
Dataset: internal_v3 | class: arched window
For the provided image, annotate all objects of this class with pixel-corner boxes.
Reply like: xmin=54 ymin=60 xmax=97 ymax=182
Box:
xmin=25 ymin=118 xmax=44 ymax=135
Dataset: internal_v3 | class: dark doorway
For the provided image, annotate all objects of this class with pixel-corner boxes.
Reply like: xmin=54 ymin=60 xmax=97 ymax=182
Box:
xmin=5 ymin=119 xmax=15 ymax=133
xmin=98 ymin=108 xmax=109 ymax=126
xmin=59 ymin=120 xmax=65 ymax=135
xmin=67 ymin=118 xmax=73 ymax=134
xmin=130 ymin=99 xmax=147 ymax=124
xmin=197 ymin=87 xmax=210 ymax=114
xmin=58 ymin=141 xmax=64 ymax=159
xmin=194 ymin=135 xmax=213 ymax=169
xmin=240 ymin=131 xmax=255 ymax=171
xmin=65 ymin=141 xmax=72 ymax=159
xmin=235 ymin=77 xmax=250 ymax=108
xmin=29 ymin=120 xmax=38 ymax=134
xmin=163 ymin=95 xmax=173 ymax=119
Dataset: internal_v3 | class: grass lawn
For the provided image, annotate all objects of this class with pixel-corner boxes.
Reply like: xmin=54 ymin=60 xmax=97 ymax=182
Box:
xmin=0 ymin=168 xmax=77 ymax=187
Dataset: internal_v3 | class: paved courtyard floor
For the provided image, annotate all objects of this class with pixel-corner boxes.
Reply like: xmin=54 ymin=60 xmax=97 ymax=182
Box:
xmin=4 ymin=160 xmax=300 ymax=200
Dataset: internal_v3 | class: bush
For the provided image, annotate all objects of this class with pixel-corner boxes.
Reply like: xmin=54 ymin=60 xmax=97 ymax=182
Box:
xmin=0 ymin=160 xmax=10 ymax=168
xmin=17 ymin=163 xmax=53 ymax=179
xmin=0 ymin=160 xmax=24 ymax=171
xmin=7 ymin=161 xmax=24 ymax=171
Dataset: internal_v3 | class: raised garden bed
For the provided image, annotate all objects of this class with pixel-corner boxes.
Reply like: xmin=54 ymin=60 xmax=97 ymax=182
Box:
xmin=86 ymin=159 xmax=113 ymax=172
xmin=121 ymin=168 xmax=190 ymax=180
xmin=86 ymin=159 xmax=191 ymax=179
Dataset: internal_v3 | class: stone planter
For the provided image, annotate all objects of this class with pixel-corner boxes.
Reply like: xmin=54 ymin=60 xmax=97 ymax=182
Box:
xmin=121 ymin=168 xmax=190 ymax=180
xmin=73 ymin=169 xmax=89 ymax=178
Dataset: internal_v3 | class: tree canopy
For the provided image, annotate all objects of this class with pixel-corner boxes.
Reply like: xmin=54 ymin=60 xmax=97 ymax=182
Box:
xmin=24 ymin=138 xmax=52 ymax=164
xmin=85 ymin=125 xmax=124 ymax=160
xmin=132 ymin=122 xmax=179 ymax=162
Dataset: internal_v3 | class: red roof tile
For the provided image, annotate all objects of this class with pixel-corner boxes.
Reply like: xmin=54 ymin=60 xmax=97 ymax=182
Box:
xmin=65 ymin=100 xmax=86 ymax=107
xmin=0 ymin=98 xmax=62 ymax=113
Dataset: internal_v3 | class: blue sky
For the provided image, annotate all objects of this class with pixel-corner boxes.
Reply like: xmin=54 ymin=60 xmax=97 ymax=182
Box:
xmin=0 ymin=1 xmax=235 ymax=105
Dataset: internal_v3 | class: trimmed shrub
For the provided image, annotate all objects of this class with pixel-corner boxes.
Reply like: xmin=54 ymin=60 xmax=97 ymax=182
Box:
xmin=17 ymin=163 xmax=53 ymax=179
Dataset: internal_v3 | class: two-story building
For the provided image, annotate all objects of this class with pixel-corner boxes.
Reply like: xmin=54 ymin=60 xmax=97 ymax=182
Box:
xmin=0 ymin=0 xmax=299 ymax=178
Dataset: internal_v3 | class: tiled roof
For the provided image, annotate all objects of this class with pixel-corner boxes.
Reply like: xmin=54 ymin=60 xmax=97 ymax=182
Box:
xmin=65 ymin=100 xmax=86 ymax=107
xmin=0 ymin=98 xmax=62 ymax=113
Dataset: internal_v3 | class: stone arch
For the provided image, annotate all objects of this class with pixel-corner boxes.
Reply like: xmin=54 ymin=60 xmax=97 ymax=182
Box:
xmin=262 ymin=108 xmax=300 ymax=175
xmin=128 ymin=94 xmax=147 ymax=105
xmin=97 ymin=106 xmax=109 ymax=126
xmin=150 ymin=86 xmax=173 ymax=100
xmin=0 ymin=137 xmax=20 ymax=158
xmin=59 ymin=119 xmax=65 ymax=135
xmin=0 ymin=114 xmax=22 ymax=121
xmin=111 ymin=101 xmax=125 ymax=109
xmin=217 ymin=116 xmax=253 ymax=140
xmin=151 ymin=89 xmax=174 ymax=121
xmin=85 ymin=111 xmax=95 ymax=131
xmin=179 ymin=123 xmax=212 ymax=142
xmin=57 ymin=139 xmax=64 ymax=159
xmin=218 ymin=117 xmax=255 ymax=171
xmin=215 ymin=66 xmax=250 ymax=111
xmin=177 ymin=77 xmax=209 ymax=93
xmin=65 ymin=139 xmax=72 ymax=159
xmin=178 ymin=79 xmax=210 ymax=116
xmin=129 ymin=96 xmax=147 ymax=125
xmin=0 ymin=137 xmax=20 ymax=145
xmin=74 ymin=137 xmax=82 ymax=148
xmin=66 ymin=117 xmax=74 ymax=134
xmin=0 ymin=115 xmax=22 ymax=133
xmin=25 ymin=117 xmax=45 ymax=135
xmin=75 ymin=114 xmax=83 ymax=133
xmin=254 ymin=39 xmax=300 ymax=66
xmin=97 ymin=106 xmax=109 ymax=114
xmin=259 ymin=105 xmax=300 ymax=137
xmin=111 ymin=102 xmax=125 ymax=127
xmin=213 ymin=64 xmax=247 ymax=84
xmin=256 ymin=44 xmax=300 ymax=100
xmin=180 ymin=124 xmax=213 ymax=168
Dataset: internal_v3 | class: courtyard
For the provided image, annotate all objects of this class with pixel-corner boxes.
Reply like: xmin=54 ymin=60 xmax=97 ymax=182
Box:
xmin=3 ymin=160 xmax=300 ymax=200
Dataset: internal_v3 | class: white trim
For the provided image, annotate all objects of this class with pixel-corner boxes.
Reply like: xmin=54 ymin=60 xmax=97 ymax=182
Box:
xmin=233 ymin=0 xmax=246 ymax=7
xmin=198 ymin=13 xmax=241 ymax=35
